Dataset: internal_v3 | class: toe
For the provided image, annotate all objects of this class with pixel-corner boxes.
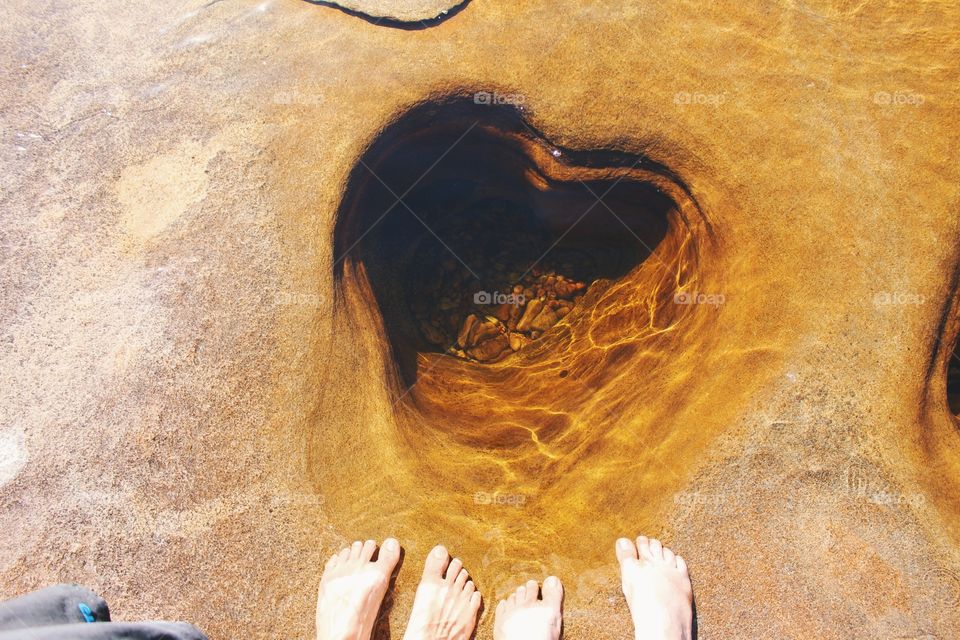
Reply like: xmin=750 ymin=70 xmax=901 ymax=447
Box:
xmin=637 ymin=536 xmax=654 ymax=561
xmin=337 ymin=546 xmax=351 ymax=563
xmin=360 ymin=540 xmax=377 ymax=562
xmin=676 ymin=554 xmax=688 ymax=574
xmin=446 ymin=557 xmax=464 ymax=583
xmin=454 ymin=568 xmax=469 ymax=590
xmin=616 ymin=537 xmax=638 ymax=563
xmin=470 ymin=592 xmax=482 ymax=611
xmin=463 ymin=580 xmax=476 ymax=595
xmin=524 ymin=580 xmax=539 ymax=603
xmin=663 ymin=546 xmax=676 ymax=565
xmin=325 ymin=553 xmax=339 ymax=570
xmin=507 ymin=593 xmax=517 ymax=607
xmin=349 ymin=540 xmax=364 ymax=560
xmin=649 ymin=538 xmax=663 ymax=559
xmin=542 ymin=576 xmax=563 ymax=609
xmin=422 ymin=545 xmax=450 ymax=581
xmin=375 ymin=538 xmax=401 ymax=573
xmin=496 ymin=599 xmax=507 ymax=616
xmin=514 ymin=585 xmax=526 ymax=603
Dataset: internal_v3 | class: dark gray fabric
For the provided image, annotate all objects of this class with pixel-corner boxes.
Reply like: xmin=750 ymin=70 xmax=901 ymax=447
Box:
xmin=0 ymin=585 xmax=208 ymax=640
xmin=0 ymin=621 xmax=207 ymax=640
xmin=0 ymin=584 xmax=109 ymax=629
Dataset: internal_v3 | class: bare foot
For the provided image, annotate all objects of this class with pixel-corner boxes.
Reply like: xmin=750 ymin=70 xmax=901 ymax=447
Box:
xmin=403 ymin=545 xmax=482 ymax=640
xmin=493 ymin=576 xmax=563 ymax=640
xmin=616 ymin=536 xmax=693 ymax=640
xmin=316 ymin=538 xmax=401 ymax=640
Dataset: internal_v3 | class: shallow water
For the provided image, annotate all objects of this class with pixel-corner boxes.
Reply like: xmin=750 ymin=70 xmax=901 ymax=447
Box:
xmin=310 ymin=101 xmax=769 ymax=598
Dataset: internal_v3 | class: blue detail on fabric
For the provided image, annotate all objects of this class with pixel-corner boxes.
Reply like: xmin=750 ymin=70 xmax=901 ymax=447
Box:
xmin=79 ymin=602 xmax=95 ymax=623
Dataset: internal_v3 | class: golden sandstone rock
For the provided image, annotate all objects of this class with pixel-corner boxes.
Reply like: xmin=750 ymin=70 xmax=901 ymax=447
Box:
xmin=2 ymin=1 xmax=959 ymax=639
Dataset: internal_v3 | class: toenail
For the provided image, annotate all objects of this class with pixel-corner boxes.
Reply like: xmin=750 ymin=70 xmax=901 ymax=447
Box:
xmin=432 ymin=545 xmax=446 ymax=557
xmin=618 ymin=538 xmax=631 ymax=549
xmin=384 ymin=539 xmax=398 ymax=551
xmin=544 ymin=576 xmax=559 ymax=587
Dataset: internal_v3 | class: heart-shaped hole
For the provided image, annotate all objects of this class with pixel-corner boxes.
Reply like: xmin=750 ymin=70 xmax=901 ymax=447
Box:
xmin=322 ymin=97 xmax=714 ymax=594
xmin=334 ymin=99 xmax=698 ymax=387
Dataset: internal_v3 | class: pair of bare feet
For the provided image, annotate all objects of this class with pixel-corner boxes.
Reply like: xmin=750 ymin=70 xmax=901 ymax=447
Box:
xmin=315 ymin=535 xmax=692 ymax=640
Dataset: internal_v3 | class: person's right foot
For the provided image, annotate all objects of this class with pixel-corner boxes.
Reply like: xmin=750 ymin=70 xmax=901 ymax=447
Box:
xmin=315 ymin=538 xmax=401 ymax=640
xmin=616 ymin=536 xmax=693 ymax=640
xmin=493 ymin=577 xmax=563 ymax=640
xmin=402 ymin=545 xmax=482 ymax=640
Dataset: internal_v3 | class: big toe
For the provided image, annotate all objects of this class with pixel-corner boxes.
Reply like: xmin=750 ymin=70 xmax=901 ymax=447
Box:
xmin=422 ymin=544 xmax=450 ymax=581
xmin=542 ymin=576 xmax=563 ymax=609
xmin=375 ymin=538 xmax=401 ymax=573
xmin=616 ymin=537 xmax=639 ymax=563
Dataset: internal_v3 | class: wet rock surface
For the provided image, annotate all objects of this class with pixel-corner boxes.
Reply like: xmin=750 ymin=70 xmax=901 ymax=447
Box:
xmin=3 ymin=0 xmax=960 ymax=639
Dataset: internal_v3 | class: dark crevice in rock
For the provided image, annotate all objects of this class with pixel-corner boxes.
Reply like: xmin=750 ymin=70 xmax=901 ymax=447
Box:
xmin=304 ymin=0 xmax=471 ymax=30
xmin=925 ymin=255 xmax=960 ymax=420
xmin=949 ymin=333 xmax=960 ymax=415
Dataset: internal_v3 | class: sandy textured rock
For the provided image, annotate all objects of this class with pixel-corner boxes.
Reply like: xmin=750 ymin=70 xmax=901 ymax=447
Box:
xmin=1 ymin=0 xmax=959 ymax=639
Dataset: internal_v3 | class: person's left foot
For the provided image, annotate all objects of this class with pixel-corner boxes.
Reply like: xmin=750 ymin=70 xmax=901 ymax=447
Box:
xmin=403 ymin=545 xmax=482 ymax=640
xmin=316 ymin=538 xmax=401 ymax=640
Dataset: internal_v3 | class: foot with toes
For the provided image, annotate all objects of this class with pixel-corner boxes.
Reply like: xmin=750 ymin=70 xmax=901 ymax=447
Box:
xmin=616 ymin=535 xmax=693 ymax=640
xmin=493 ymin=576 xmax=563 ymax=640
xmin=403 ymin=545 xmax=482 ymax=640
xmin=315 ymin=538 xmax=401 ymax=640
xmin=316 ymin=534 xmax=694 ymax=640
